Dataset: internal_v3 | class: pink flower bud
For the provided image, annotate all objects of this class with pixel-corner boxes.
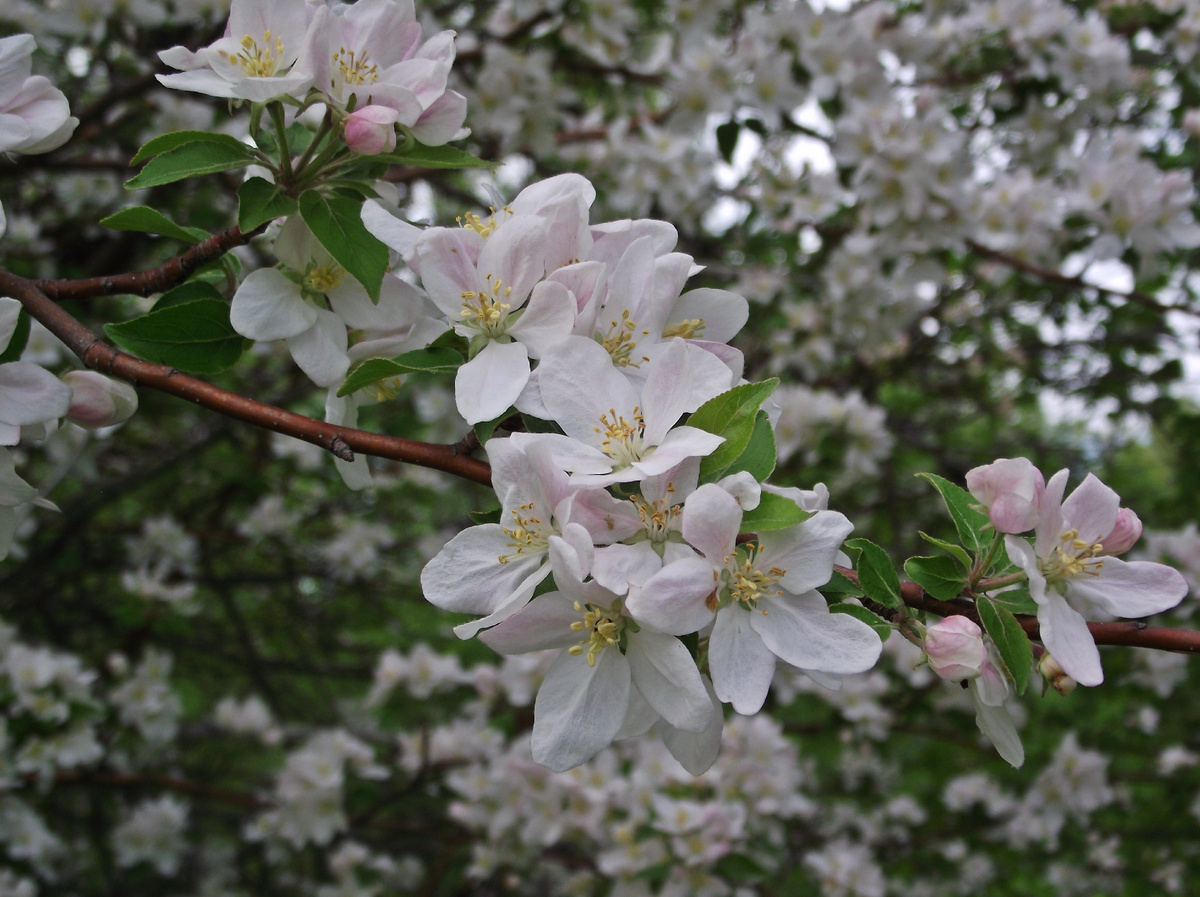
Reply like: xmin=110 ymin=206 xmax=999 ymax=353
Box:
xmin=965 ymin=457 xmax=1045 ymax=534
xmin=924 ymin=615 xmax=988 ymax=681
xmin=1100 ymin=507 xmax=1142 ymax=556
xmin=62 ymin=370 xmax=138 ymax=429
xmin=344 ymin=105 xmax=400 ymax=155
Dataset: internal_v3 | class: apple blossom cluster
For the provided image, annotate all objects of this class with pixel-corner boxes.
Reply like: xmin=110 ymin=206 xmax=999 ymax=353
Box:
xmin=158 ymin=0 xmax=467 ymax=149
xmin=965 ymin=458 xmax=1189 ymax=687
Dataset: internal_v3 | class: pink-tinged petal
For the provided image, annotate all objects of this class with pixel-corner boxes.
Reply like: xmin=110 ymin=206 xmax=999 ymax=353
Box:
xmin=479 ymin=592 xmax=581 ymax=654
xmin=539 ymin=337 xmax=640 ymax=445
xmin=1034 ymin=469 xmax=1069 ymax=557
xmin=0 ymin=362 xmax=71 ymax=426
xmin=454 ymin=341 xmax=530 ymax=425
xmin=531 ymin=648 xmax=630 ymax=772
xmin=752 ymin=591 xmax=882 ymax=674
xmin=1004 ymin=534 xmax=1040 ymax=583
xmin=515 ymin=432 xmax=613 ymax=477
xmin=0 ymin=36 xmax=35 ymax=108
xmin=508 ymin=281 xmax=577 ymax=358
xmin=602 ymin=236 xmax=655 ymax=321
xmin=1067 ymin=557 xmax=1189 ymax=619
xmin=591 ymin=219 xmax=678 ymax=264
xmin=763 ymin=510 xmax=854 ymax=595
xmin=668 ymin=288 xmax=749 ymax=344
xmin=625 ymin=557 xmax=718 ymax=636
xmin=627 ymin=629 xmax=711 ymax=732
xmin=656 ymin=676 xmax=723 ymax=775
xmin=681 ymin=483 xmax=742 ymax=562
xmin=453 ymin=567 xmax=546 ymax=639
xmin=1037 ymin=593 xmax=1103 ymax=687
xmin=562 ymin=488 xmax=642 ymax=545
xmin=510 ymin=174 xmax=597 ymax=216
xmin=641 ymin=339 xmax=692 ymax=444
xmin=548 ymin=523 xmax=594 ymax=584
xmin=285 ymin=308 xmax=349 ymax=388
xmin=970 ymin=681 xmax=1024 ymax=767
xmin=708 ymin=606 xmax=776 ymax=715
xmin=231 ymin=269 xmax=318 ymax=341
xmin=966 ymin=457 xmax=1045 ymax=534
xmin=641 ymin=456 xmax=701 ymax=505
xmin=591 ymin=542 xmax=664 ymax=594
xmin=650 ymin=252 xmax=696 ymax=310
xmin=411 ymin=90 xmax=468 ymax=145
xmin=1060 ymin=473 xmax=1119 ymax=547
xmin=475 ymin=215 xmax=547 ymax=306
xmin=0 ymin=449 xmax=38 ymax=506
xmin=420 ymin=524 xmax=542 ymax=616
xmin=413 ymin=227 xmax=485 ymax=316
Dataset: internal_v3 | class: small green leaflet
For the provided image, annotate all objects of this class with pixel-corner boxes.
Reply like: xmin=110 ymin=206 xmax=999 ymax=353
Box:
xmin=845 ymin=538 xmax=903 ymax=609
xmin=720 ymin=410 xmax=776 ymax=482
xmin=126 ymin=133 xmax=259 ymax=189
xmin=688 ymin=379 xmax=778 ymax=482
xmin=918 ymin=531 xmax=973 ymax=570
xmin=151 ymin=280 xmax=225 ymax=312
xmin=99 ymin=206 xmax=208 ymax=243
xmin=822 ymin=569 xmax=866 ymax=598
xmin=830 ymin=603 xmax=892 ymax=641
xmin=104 ymin=299 xmax=248 ymax=374
xmin=337 ymin=347 xmax=463 ymax=397
xmin=904 ymin=555 xmax=967 ymax=602
xmin=984 ymin=587 xmax=1038 ymax=615
xmin=0 ymin=309 xmax=31 ymax=364
xmin=377 ymin=141 xmax=495 ymax=170
xmin=238 ymin=177 xmax=298 ymax=232
xmin=740 ymin=492 xmax=811 ymax=532
xmin=298 ymin=190 xmax=389 ymax=302
xmin=977 ymin=594 xmax=1033 ymax=695
xmin=917 ymin=472 xmax=992 ymax=556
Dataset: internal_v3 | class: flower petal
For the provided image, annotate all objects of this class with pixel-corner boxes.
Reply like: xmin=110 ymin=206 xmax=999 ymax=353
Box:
xmin=1037 ymin=592 xmax=1103 ymax=687
xmin=626 ymin=629 xmax=711 ymax=732
xmin=531 ymin=648 xmax=630 ymax=772
xmin=708 ymin=606 xmax=776 ymax=715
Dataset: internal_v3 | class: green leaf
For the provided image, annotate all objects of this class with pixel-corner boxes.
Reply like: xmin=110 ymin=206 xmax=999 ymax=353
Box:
xmin=845 ymin=538 xmax=903 ymax=609
xmin=712 ymin=852 xmax=765 ymax=880
xmin=104 ymin=299 xmax=247 ymax=374
xmin=468 ymin=507 xmax=502 ymax=526
xmin=337 ymin=347 xmax=463 ymax=397
xmin=151 ymin=280 xmax=225 ymax=312
xmin=238 ymin=177 xmax=298 ymax=232
xmin=130 ymin=130 xmax=252 ymax=165
xmin=473 ymin=411 xmax=511 ymax=446
xmin=917 ymin=472 xmax=992 ymax=556
xmin=985 ymin=587 xmax=1038 ymax=615
xmin=379 ymin=141 xmax=495 ymax=170
xmin=715 ymin=120 xmax=740 ymax=163
xmin=99 ymin=206 xmax=208 ymax=243
xmin=740 ymin=492 xmax=811 ymax=533
xmin=0 ymin=309 xmax=31 ymax=364
xmin=688 ymin=379 xmax=779 ymax=482
xmin=821 ymin=569 xmax=865 ymax=598
xmin=918 ymin=531 xmax=973 ymax=570
xmin=298 ymin=190 xmax=389 ymax=302
xmin=904 ymin=555 xmax=967 ymax=602
xmin=126 ymin=135 xmax=259 ymax=189
xmin=721 ymin=410 xmax=776 ymax=482
xmin=977 ymin=594 xmax=1033 ymax=695
xmin=830 ymin=602 xmax=892 ymax=642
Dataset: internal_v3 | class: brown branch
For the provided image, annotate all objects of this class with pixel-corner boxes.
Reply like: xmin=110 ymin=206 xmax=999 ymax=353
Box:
xmin=0 ymin=271 xmax=493 ymax=488
xmin=833 ymin=565 xmax=1200 ymax=655
xmin=965 ymin=238 xmax=1188 ymax=314
xmin=33 ymin=224 xmax=269 ymax=302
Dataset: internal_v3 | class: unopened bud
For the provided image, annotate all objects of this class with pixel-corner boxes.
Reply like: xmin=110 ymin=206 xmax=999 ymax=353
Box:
xmin=924 ymin=615 xmax=987 ymax=681
xmin=1100 ymin=507 xmax=1142 ymax=556
xmin=62 ymin=370 xmax=138 ymax=429
xmin=344 ymin=105 xmax=400 ymax=155
xmin=965 ymin=457 xmax=1045 ymax=534
xmin=1038 ymin=652 xmax=1076 ymax=696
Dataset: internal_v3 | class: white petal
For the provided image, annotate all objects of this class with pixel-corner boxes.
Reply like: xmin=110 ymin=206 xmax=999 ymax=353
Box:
xmin=531 ymin=648 xmax=630 ymax=772
xmin=231 ymin=269 xmax=318 ymax=341
xmin=591 ymin=542 xmax=664 ymax=595
xmin=765 ymin=511 xmax=855 ymax=595
xmin=752 ymin=591 xmax=882 ymax=675
xmin=1060 ymin=473 xmax=1119 ymax=547
xmin=479 ymin=592 xmax=581 ymax=654
xmin=656 ymin=676 xmax=724 ymax=775
xmin=1067 ymin=556 xmax=1189 ymax=619
xmin=507 ymin=281 xmax=576 ymax=358
xmin=0 ymin=297 xmax=21 ymax=352
xmin=454 ymin=341 xmax=529 ymax=425
xmin=285 ymin=308 xmax=349 ymax=387
xmin=627 ymin=630 xmax=711 ymax=731
xmin=681 ymin=483 xmax=742 ymax=562
xmin=615 ymin=683 xmax=660 ymax=739
xmin=1038 ymin=592 xmax=1103 ymax=686
xmin=708 ymin=606 xmax=776 ymax=715
xmin=625 ymin=556 xmax=718 ymax=635
xmin=971 ymin=681 xmax=1025 ymax=767
xmin=420 ymin=525 xmax=542 ymax=616
xmin=0 ymin=362 xmax=72 ymax=426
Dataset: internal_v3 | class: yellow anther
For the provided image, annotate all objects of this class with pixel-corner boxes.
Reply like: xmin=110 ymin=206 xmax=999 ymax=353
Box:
xmin=332 ymin=46 xmax=379 ymax=85
xmin=663 ymin=317 xmax=706 ymax=340
xmin=220 ymin=31 xmax=287 ymax=78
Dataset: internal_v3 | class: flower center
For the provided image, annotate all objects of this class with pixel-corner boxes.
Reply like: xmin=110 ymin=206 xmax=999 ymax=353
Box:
xmin=222 ymin=32 xmax=287 ymax=78
xmin=662 ymin=317 xmax=706 ymax=340
xmin=1039 ymin=528 xmax=1105 ymax=582
xmin=568 ymin=600 xmax=626 ymax=666
xmin=497 ymin=502 xmax=549 ymax=564
xmin=460 ymin=274 xmax=512 ymax=338
xmin=631 ymin=486 xmax=681 ymax=546
xmin=716 ymin=543 xmax=786 ymax=611
xmin=597 ymin=310 xmax=651 ymax=367
xmin=304 ymin=261 xmax=345 ymax=293
xmin=332 ymin=47 xmax=378 ymax=86
xmin=594 ymin=407 xmax=646 ymax=468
